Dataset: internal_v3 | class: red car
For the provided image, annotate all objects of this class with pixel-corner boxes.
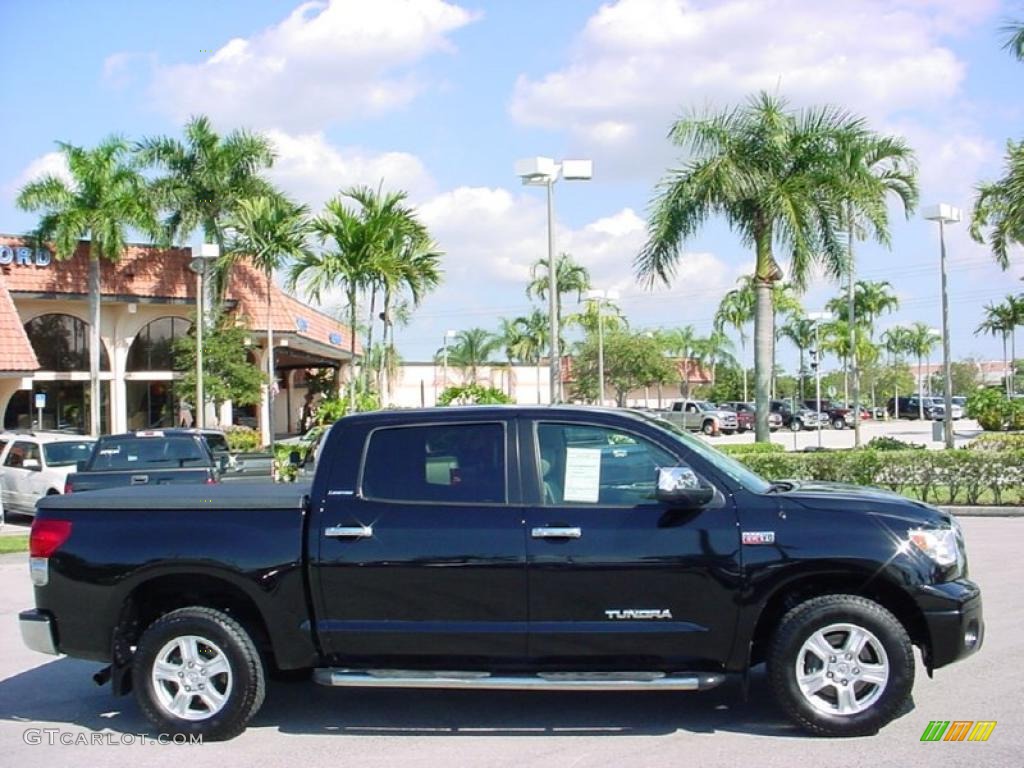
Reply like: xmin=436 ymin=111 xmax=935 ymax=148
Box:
xmin=718 ymin=402 xmax=781 ymax=432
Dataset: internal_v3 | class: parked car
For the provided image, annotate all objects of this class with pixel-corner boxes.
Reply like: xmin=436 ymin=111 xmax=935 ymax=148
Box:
xmin=717 ymin=401 xmax=782 ymax=432
xmin=21 ymin=406 xmax=984 ymax=740
xmin=803 ymin=399 xmax=856 ymax=430
xmin=770 ymin=400 xmax=827 ymax=431
xmin=178 ymin=428 xmax=276 ymax=481
xmin=887 ymin=396 xmax=958 ymax=420
xmin=925 ymin=397 xmax=963 ymax=420
xmin=64 ymin=431 xmax=220 ymax=494
xmin=0 ymin=431 xmax=95 ymax=516
xmin=663 ymin=399 xmax=738 ymax=436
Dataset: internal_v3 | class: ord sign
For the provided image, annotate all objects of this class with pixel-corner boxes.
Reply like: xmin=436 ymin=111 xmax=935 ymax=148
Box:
xmin=0 ymin=245 xmax=52 ymax=267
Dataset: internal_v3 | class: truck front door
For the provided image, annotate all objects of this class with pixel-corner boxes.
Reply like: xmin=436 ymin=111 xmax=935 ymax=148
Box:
xmin=524 ymin=419 xmax=741 ymax=668
xmin=313 ymin=419 xmax=528 ymax=663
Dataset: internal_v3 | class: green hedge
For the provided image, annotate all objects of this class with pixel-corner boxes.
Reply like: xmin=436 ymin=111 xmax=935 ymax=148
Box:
xmin=719 ymin=443 xmax=785 ymax=456
xmin=222 ymin=424 xmax=261 ymax=452
xmin=968 ymin=432 xmax=1024 ymax=452
xmin=734 ymin=449 xmax=1024 ymax=506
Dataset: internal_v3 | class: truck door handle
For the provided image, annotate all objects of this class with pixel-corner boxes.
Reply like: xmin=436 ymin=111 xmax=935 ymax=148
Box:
xmin=130 ymin=475 xmax=149 ymax=485
xmin=325 ymin=525 xmax=374 ymax=539
xmin=531 ymin=526 xmax=582 ymax=539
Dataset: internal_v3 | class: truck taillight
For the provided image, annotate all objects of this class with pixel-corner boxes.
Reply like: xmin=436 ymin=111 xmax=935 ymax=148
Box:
xmin=63 ymin=480 xmax=73 ymax=494
xmin=206 ymin=474 xmax=218 ymax=484
xmin=30 ymin=519 xmax=73 ymax=558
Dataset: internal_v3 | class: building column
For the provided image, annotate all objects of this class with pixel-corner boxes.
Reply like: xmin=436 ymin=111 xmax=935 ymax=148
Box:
xmin=110 ymin=322 xmax=129 ymax=435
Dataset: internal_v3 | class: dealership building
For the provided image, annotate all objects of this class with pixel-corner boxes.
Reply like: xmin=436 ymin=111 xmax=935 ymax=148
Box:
xmin=0 ymin=234 xmax=359 ymax=442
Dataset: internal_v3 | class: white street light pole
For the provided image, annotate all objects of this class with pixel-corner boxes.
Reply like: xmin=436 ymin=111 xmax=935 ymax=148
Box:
xmin=924 ymin=204 xmax=960 ymax=450
xmin=808 ymin=312 xmax=832 ymax=449
xmin=188 ymin=243 xmax=219 ymax=429
xmin=516 ymin=156 xmax=592 ymax=404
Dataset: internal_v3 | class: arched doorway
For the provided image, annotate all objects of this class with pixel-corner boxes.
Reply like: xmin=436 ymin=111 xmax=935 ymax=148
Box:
xmin=3 ymin=313 xmax=111 ymax=432
xmin=125 ymin=316 xmax=191 ymax=429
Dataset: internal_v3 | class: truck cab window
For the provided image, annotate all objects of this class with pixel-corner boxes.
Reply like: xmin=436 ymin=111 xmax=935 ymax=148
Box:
xmin=536 ymin=423 xmax=678 ymax=507
xmin=361 ymin=423 xmax=506 ymax=504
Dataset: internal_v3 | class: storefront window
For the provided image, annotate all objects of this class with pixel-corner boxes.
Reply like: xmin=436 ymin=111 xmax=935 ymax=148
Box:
xmin=126 ymin=380 xmax=179 ymax=430
xmin=3 ymin=381 xmax=109 ymax=433
xmin=127 ymin=317 xmax=191 ymax=372
xmin=24 ymin=313 xmax=110 ymax=371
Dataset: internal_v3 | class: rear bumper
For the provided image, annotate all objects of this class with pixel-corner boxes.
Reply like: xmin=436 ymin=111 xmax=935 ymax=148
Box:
xmin=19 ymin=609 xmax=59 ymax=655
xmin=916 ymin=580 xmax=984 ymax=671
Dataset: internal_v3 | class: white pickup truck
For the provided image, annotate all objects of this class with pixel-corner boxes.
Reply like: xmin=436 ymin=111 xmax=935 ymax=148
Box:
xmin=661 ymin=400 xmax=738 ymax=436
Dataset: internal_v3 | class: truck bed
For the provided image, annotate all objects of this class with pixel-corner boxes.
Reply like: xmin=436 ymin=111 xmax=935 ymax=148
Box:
xmin=41 ymin=481 xmax=311 ymax=511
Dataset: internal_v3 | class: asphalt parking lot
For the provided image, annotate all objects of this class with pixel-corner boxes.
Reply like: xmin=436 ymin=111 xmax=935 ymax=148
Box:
xmin=0 ymin=517 xmax=1018 ymax=768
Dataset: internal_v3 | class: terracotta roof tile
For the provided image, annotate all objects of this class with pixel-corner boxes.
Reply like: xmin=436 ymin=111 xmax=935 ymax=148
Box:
xmin=1 ymin=235 xmax=359 ymax=357
xmin=0 ymin=282 xmax=38 ymax=372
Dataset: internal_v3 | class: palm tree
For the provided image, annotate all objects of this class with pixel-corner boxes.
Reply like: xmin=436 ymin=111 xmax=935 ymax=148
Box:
xmin=17 ymin=136 xmax=156 ymax=436
xmin=906 ymin=322 xmax=940 ymax=418
xmin=289 ymin=195 xmax=377 ymax=409
xmin=881 ymin=325 xmax=913 ymax=415
xmin=136 ymin=115 xmax=276 ymax=299
xmin=691 ymin=329 xmax=736 ymax=392
xmin=976 ymin=298 xmax=1018 ymax=395
xmin=526 ymin=252 xmax=591 ymax=348
xmin=509 ymin=310 xmax=549 ymax=403
xmin=224 ymin=195 xmax=311 ymax=445
xmin=442 ymin=328 xmax=501 ymax=383
xmin=638 ymin=92 xmax=915 ymax=441
xmin=779 ymin=315 xmax=816 ymax=401
xmin=970 ymin=140 xmax=1024 ymax=270
xmin=1002 ymin=19 xmax=1024 ymax=60
xmin=714 ymin=286 xmax=755 ymax=401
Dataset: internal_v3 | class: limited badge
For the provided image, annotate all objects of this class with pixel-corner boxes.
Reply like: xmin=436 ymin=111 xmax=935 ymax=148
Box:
xmin=742 ymin=531 xmax=776 ymax=545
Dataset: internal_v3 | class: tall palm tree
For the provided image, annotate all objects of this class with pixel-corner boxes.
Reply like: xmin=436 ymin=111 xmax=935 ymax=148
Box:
xmin=442 ymin=328 xmax=501 ymax=383
xmin=881 ymin=325 xmax=913 ymax=415
xmin=779 ymin=315 xmax=816 ymax=401
xmin=1002 ymin=19 xmax=1024 ymax=60
xmin=526 ymin=252 xmax=591 ymax=347
xmin=976 ymin=298 xmax=1018 ymax=395
xmin=1010 ymin=294 xmax=1024 ymax=393
xmin=906 ymin=322 xmax=940 ymax=418
xmin=654 ymin=326 xmax=700 ymax=396
xmin=509 ymin=310 xmax=549 ymax=403
xmin=691 ymin=329 xmax=736 ymax=392
xmin=970 ymin=140 xmax=1024 ymax=270
xmin=638 ymin=92 xmax=915 ymax=441
xmin=136 ymin=115 xmax=276 ymax=299
xmin=289 ymin=195 xmax=377 ymax=409
xmin=714 ymin=286 xmax=755 ymax=401
xmin=17 ymin=136 xmax=156 ymax=435
xmin=224 ymin=195 xmax=311 ymax=445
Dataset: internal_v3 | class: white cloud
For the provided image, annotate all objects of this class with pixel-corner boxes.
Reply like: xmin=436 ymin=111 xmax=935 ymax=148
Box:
xmin=266 ymin=129 xmax=436 ymax=210
xmin=509 ymin=0 xmax=999 ymax=179
xmin=146 ymin=0 xmax=479 ymax=129
xmin=3 ymin=152 xmax=72 ymax=200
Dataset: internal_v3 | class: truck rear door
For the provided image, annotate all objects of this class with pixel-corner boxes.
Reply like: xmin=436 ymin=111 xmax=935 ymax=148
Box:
xmin=522 ymin=417 xmax=741 ymax=668
xmin=311 ymin=417 xmax=528 ymax=663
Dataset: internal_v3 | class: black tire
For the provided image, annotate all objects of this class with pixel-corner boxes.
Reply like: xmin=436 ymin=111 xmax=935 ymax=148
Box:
xmin=768 ymin=594 xmax=914 ymax=737
xmin=722 ymin=430 xmax=735 ymax=436
xmin=701 ymin=420 xmax=716 ymax=436
xmin=133 ymin=606 xmax=266 ymax=741
xmin=789 ymin=419 xmax=802 ymax=433
xmin=832 ymin=418 xmax=845 ymax=430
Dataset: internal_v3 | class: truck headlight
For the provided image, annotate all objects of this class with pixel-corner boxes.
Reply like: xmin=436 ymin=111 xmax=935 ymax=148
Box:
xmin=908 ymin=526 xmax=961 ymax=568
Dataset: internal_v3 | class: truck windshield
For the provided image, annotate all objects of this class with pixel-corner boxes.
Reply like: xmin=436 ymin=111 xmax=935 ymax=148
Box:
xmin=43 ymin=440 xmax=95 ymax=467
xmin=90 ymin=437 xmax=210 ymax=470
xmin=637 ymin=414 xmax=772 ymax=494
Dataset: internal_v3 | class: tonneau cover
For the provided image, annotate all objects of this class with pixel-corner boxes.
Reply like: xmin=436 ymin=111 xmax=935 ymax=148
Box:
xmin=38 ymin=482 xmax=311 ymax=512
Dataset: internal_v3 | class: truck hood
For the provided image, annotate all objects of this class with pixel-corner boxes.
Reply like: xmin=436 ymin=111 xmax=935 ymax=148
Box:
xmin=773 ymin=479 xmax=950 ymax=526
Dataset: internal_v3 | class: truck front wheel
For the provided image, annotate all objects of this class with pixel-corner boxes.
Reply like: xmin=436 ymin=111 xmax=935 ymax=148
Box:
xmin=132 ymin=606 xmax=266 ymax=741
xmin=701 ymin=420 xmax=717 ymax=436
xmin=768 ymin=594 xmax=914 ymax=737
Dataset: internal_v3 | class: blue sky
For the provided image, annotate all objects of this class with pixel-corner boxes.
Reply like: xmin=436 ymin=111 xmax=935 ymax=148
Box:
xmin=1 ymin=0 xmax=1022 ymax=368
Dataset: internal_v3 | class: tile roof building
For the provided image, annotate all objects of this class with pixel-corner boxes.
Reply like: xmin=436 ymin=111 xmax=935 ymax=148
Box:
xmin=1 ymin=235 xmax=359 ymax=441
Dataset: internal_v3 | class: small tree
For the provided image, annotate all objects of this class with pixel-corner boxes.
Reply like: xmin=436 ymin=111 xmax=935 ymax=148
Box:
xmin=571 ymin=331 xmax=676 ymax=406
xmin=438 ymin=383 xmax=513 ymax=405
xmin=173 ymin=313 xmax=263 ymax=421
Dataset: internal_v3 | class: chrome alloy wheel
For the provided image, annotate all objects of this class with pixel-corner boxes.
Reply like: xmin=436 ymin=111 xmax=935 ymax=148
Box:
xmin=151 ymin=635 xmax=233 ymax=721
xmin=794 ymin=623 xmax=889 ymax=716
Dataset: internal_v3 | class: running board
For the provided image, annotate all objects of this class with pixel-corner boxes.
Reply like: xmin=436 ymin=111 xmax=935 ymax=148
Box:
xmin=313 ymin=668 xmax=726 ymax=691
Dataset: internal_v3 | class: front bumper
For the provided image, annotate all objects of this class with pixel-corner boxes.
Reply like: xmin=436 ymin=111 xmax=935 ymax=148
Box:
xmin=19 ymin=609 xmax=59 ymax=655
xmin=916 ymin=580 xmax=984 ymax=671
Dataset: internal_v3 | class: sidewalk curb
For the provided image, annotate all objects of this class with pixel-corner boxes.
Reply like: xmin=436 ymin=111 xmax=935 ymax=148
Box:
xmin=939 ymin=506 xmax=1024 ymax=517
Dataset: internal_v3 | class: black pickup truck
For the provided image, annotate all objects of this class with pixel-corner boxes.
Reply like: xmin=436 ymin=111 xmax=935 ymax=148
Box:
xmin=19 ymin=407 xmax=983 ymax=741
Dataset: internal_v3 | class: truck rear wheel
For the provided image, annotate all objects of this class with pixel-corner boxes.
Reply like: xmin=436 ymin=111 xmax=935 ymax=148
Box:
xmin=701 ymin=420 xmax=717 ymax=436
xmin=768 ymin=594 xmax=914 ymax=737
xmin=132 ymin=606 xmax=266 ymax=741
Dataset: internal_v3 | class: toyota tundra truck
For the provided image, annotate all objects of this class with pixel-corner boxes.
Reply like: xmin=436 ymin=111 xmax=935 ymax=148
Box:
xmin=19 ymin=406 xmax=983 ymax=741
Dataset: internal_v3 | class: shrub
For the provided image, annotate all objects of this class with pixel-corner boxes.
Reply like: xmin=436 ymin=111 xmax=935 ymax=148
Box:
xmin=968 ymin=433 xmax=1024 ymax=452
xmin=719 ymin=443 xmax=786 ymax=456
xmin=438 ymin=384 xmax=514 ymax=405
xmin=315 ymin=390 xmax=381 ymax=424
xmin=966 ymin=389 xmax=1014 ymax=431
xmin=222 ymin=424 xmax=261 ymax=452
xmin=273 ymin=443 xmax=308 ymax=483
xmin=865 ymin=436 xmax=925 ymax=451
xmin=734 ymin=448 xmax=1024 ymax=505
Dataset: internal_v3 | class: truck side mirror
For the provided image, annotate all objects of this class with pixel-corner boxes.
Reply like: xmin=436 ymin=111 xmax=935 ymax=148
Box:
xmin=655 ymin=466 xmax=714 ymax=508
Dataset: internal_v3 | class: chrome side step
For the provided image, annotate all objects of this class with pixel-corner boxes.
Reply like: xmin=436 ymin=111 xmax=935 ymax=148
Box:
xmin=313 ymin=668 xmax=726 ymax=691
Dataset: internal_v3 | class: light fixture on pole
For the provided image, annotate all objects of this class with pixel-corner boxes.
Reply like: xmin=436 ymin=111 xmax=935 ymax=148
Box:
xmin=923 ymin=204 xmax=960 ymax=449
xmin=585 ymin=288 xmax=619 ymax=407
xmin=515 ymin=156 xmax=593 ymax=404
xmin=188 ymin=243 xmax=220 ymax=429
xmin=441 ymin=329 xmax=457 ymax=399
xmin=807 ymin=312 xmax=832 ymax=449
